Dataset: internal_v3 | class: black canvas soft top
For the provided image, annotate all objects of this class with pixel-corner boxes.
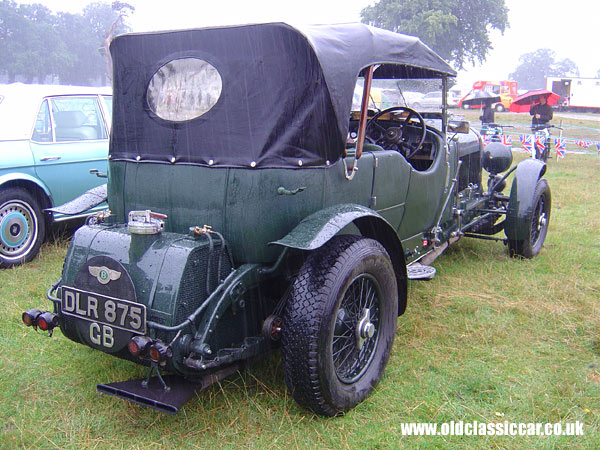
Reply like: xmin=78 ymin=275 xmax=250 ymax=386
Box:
xmin=109 ymin=22 xmax=456 ymax=169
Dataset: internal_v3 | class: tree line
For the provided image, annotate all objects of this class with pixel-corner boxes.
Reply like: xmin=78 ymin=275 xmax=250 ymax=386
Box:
xmin=361 ymin=0 xmax=585 ymax=90
xmin=0 ymin=0 xmax=133 ymax=85
xmin=1 ymin=0 xmax=592 ymax=89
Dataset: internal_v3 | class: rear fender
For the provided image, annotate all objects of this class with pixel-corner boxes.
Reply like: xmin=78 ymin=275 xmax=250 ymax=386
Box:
xmin=505 ymin=159 xmax=547 ymax=240
xmin=271 ymin=203 xmax=407 ymax=314
xmin=0 ymin=172 xmax=52 ymax=199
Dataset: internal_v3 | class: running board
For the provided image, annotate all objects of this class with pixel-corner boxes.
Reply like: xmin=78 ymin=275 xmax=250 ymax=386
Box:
xmin=97 ymin=365 xmax=239 ymax=414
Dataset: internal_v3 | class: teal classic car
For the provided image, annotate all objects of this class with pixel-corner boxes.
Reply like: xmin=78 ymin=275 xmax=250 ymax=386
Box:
xmin=23 ymin=23 xmax=550 ymax=416
xmin=0 ymin=83 xmax=111 ymax=267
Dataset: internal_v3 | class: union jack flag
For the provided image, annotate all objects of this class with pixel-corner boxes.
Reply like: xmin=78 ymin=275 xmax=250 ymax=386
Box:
xmin=554 ymin=137 xmax=566 ymax=159
xmin=535 ymin=135 xmax=546 ymax=151
xmin=520 ymin=135 xmax=533 ymax=153
xmin=576 ymin=140 xmax=590 ymax=149
xmin=482 ymin=134 xmax=492 ymax=147
xmin=502 ymin=134 xmax=512 ymax=147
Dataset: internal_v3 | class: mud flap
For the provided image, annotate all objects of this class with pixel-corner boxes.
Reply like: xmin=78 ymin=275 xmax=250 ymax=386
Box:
xmin=97 ymin=364 xmax=240 ymax=414
xmin=97 ymin=375 xmax=200 ymax=414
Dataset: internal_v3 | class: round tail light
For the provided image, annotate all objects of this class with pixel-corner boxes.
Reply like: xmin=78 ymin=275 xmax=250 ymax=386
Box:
xmin=22 ymin=309 xmax=42 ymax=327
xmin=36 ymin=312 xmax=58 ymax=331
xmin=149 ymin=341 xmax=172 ymax=363
xmin=128 ymin=336 xmax=152 ymax=357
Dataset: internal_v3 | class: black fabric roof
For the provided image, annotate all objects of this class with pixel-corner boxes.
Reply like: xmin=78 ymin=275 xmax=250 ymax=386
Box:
xmin=109 ymin=22 xmax=456 ymax=168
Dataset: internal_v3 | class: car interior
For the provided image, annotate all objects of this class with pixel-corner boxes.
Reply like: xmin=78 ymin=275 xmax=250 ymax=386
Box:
xmin=348 ymin=108 xmax=440 ymax=172
xmin=53 ymin=110 xmax=99 ymax=141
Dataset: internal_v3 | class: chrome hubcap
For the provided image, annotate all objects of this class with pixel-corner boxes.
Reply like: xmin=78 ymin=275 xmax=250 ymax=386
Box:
xmin=0 ymin=200 xmax=36 ymax=259
xmin=538 ymin=212 xmax=547 ymax=231
xmin=332 ymin=274 xmax=381 ymax=384
xmin=356 ymin=308 xmax=375 ymax=350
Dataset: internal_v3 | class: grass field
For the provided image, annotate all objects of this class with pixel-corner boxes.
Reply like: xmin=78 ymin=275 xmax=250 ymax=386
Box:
xmin=1 ymin=153 xmax=599 ymax=449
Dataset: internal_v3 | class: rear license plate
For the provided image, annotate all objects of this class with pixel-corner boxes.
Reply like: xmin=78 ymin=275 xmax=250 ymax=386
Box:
xmin=61 ymin=286 xmax=146 ymax=334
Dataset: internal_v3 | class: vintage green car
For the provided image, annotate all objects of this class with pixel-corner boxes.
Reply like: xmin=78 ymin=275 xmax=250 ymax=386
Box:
xmin=23 ymin=23 xmax=550 ymax=416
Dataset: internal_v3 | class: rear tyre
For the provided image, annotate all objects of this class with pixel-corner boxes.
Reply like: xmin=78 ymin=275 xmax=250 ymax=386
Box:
xmin=282 ymin=235 xmax=398 ymax=416
xmin=0 ymin=188 xmax=46 ymax=267
xmin=508 ymin=179 xmax=551 ymax=259
xmin=495 ymin=103 xmax=505 ymax=112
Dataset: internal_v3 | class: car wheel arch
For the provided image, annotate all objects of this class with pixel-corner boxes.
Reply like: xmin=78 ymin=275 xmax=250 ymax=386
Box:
xmin=505 ymin=159 xmax=548 ymax=243
xmin=0 ymin=178 xmax=53 ymax=213
xmin=270 ymin=203 xmax=407 ymax=315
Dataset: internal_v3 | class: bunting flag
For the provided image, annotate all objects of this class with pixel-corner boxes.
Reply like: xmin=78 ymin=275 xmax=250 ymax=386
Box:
xmin=482 ymin=134 xmax=492 ymax=147
xmin=520 ymin=135 xmax=533 ymax=153
xmin=479 ymin=130 xmax=600 ymax=155
xmin=535 ymin=135 xmax=546 ymax=152
xmin=576 ymin=140 xmax=591 ymax=149
xmin=554 ymin=137 xmax=566 ymax=159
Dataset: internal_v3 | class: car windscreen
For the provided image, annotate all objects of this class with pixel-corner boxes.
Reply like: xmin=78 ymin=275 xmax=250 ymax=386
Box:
xmin=355 ymin=79 xmax=444 ymax=112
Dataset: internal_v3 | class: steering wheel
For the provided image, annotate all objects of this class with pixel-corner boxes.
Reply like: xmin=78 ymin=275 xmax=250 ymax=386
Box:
xmin=365 ymin=106 xmax=426 ymax=159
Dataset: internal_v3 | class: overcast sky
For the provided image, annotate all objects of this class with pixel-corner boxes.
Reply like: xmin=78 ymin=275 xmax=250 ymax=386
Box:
xmin=20 ymin=0 xmax=600 ymax=90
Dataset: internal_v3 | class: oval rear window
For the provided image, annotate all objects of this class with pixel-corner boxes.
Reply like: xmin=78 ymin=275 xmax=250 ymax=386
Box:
xmin=147 ymin=58 xmax=222 ymax=122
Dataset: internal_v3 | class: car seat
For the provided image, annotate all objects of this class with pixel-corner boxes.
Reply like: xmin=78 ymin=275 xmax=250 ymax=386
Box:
xmin=54 ymin=111 xmax=98 ymax=141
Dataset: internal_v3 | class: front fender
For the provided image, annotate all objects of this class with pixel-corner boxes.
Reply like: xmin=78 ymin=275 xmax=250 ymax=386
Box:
xmin=271 ymin=203 xmax=408 ymax=315
xmin=505 ymin=159 xmax=547 ymax=240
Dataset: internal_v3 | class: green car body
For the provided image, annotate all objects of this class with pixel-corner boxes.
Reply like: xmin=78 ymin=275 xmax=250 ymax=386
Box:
xmin=25 ymin=23 xmax=551 ymax=416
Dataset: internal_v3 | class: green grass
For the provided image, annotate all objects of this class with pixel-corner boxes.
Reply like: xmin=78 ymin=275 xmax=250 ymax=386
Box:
xmin=1 ymin=153 xmax=600 ymax=449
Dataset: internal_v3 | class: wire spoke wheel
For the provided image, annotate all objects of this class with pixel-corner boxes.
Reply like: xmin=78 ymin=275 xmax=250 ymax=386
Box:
xmin=332 ymin=274 xmax=381 ymax=383
xmin=282 ymin=236 xmax=399 ymax=416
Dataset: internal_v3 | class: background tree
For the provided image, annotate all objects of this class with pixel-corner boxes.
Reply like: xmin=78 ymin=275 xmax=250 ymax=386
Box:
xmin=0 ymin=0 xmax=133 ymax=85
xmin=361 ymin=0 xmax=509 ymax=69
xmin=0 ymin=1 xmax=72 ymax=83
xmin=93 ymin=1 xmax=135 ymax=81
xmin=509 ymin=49 xmax=580 ymax=90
